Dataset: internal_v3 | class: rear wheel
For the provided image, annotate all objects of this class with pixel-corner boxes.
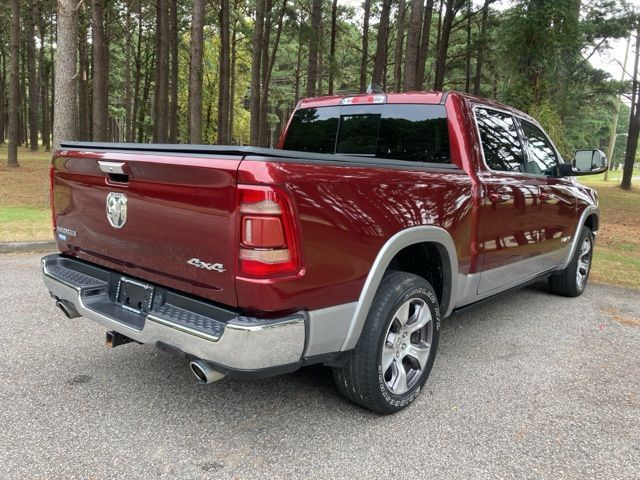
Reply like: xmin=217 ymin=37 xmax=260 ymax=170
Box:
xmin=548 ymin=226 xmax=594 ymax=297
xmin=333 ymin=271 xmax=440 ymax=414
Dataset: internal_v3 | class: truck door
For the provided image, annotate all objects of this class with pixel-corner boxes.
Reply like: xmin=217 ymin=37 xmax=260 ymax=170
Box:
xmin=474 ymin=107 xmax=554 ymax=295
xmin=517 ymin=118 xmax=577 ymax=263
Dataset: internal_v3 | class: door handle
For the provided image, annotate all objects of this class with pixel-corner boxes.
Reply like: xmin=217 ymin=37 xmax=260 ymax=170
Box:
xmin=489 ymin=192 xmax=512 ymax=203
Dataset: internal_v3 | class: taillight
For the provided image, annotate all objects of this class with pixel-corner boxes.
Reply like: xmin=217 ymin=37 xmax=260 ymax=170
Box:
xmin=237 ymin=185 xmax=301 ymax=278
xmin=49 ymin=164 xmax=56 ymax=230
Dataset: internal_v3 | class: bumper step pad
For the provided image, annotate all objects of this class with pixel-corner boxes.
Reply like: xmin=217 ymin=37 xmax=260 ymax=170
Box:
xmin=47 ymin=264 xmax=107 ymax=289
xmin=151 ymin=303 xmax=225 ymax=340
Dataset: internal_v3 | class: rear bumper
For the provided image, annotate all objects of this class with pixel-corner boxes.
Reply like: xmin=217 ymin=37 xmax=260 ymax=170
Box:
xmin=42 ymin=254 xmax=306 ymax=373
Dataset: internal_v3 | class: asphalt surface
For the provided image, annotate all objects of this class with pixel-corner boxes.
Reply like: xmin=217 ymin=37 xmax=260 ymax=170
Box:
xmin=1 ymin=253 xmax=639 ymax=480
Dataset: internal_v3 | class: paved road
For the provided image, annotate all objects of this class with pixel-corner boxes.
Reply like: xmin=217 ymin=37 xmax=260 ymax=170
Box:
xmin=1 ymin=253 xmax=639 ymax=479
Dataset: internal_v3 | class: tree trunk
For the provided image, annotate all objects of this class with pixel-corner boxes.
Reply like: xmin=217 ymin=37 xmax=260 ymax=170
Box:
xmin=229 ymin=20 xmax=237 ymax=143
xmin=294 ymin=25 xmax=302 ymax=102
xmin=91 ymin=0 xmax=109 ymax=141
xmin=38 ymin=15 xmax=50 ymax=151
xmin=259 ymin=0 xmax=287 ymax=147
xmin=464 ymin=0 xmax=471 ymax=92
xmin=258 ymin=0 xmax=274 ymax=146
xmin=433 ymin=0 xmax=444 ymax=86
xmin=27 ymin=4 xmax=39 ymax=151
xmin=433 ymin=0 xmax=461 ymax=90
xmin=415 ymin=0 xmax=434 ymax=88
xmin=153 ymin=0 xmax=169 ymax=143
xmin=78 ymin=7 xmax=90 ymax=141
xmin=21 ymin=52 xmax=27 ymax=148
xmin=621 ymin=29 xmax=640 ymax=191
xmin=49 ymin=10 xmax=54 ymax=142
xmin=372 ymin=0 xmax=392 ymax=86
xmin=138 ymin=48 xmax=154 ymax=143
xmin=317 ymin=14 xmax=324 ymax=95
xmin=0 ymin=46 xmax=6 ymax=144
xmin=307 ymin=0 xmax=322 ymax=97
xmin=359 ymin=0 xmax=371 ymax=92
xmin=393 ymin=0 xmax=406 ymax=91
xmin=124 ymin=3 xmax=133 ymax=143
xmin=403 ymin=0 xmax=424 ymax=91
xmin=131 ymin=2 xmax=144 ymax=143
xmin=249 ymin=0 xmax=266 ymax=145
xmin=605 ymin=36 xmax=630 ymax=181
xmin=7 ymin=0 xmax=20 ymax=166
xmin=168 ymin=0 xmax=179 ymax=142
xmin=328 ymin=0 xmax=338 ymax=95
xmin=473 ymin=0 xmax=490 ymax=95
xmin=53 ymin=0 xmax=79 ymax=152
xmin=188 ymin=0 xmax=205 ymax=144
xmin=217 ymin=0 xmax=231 ymax=144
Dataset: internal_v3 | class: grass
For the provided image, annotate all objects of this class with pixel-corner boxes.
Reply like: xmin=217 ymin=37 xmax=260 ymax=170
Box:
xmin=1 ymin=143 xmax=639 ymax=290
xmin=580 ymin=174 xmax=640 ymax=290
xmin=0 ymin=206 xmax=51 ymax=241
xmin=0 ymin=144 xmax=52 ymax=242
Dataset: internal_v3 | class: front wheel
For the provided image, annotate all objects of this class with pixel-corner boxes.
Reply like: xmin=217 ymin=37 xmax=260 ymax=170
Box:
xmin=333 ymin=271 xmax=440 ymax=414
xmin=548 ymin=226 xmax=594 ymax=297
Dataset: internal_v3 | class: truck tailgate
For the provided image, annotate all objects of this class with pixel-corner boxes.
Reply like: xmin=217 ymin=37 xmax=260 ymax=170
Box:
xmin=52 ymin=149 xmax=241 ymax=307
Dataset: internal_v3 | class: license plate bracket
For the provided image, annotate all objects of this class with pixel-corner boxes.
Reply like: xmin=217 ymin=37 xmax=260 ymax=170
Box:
xmin=116 ymin=277 xmax=155 ymax=314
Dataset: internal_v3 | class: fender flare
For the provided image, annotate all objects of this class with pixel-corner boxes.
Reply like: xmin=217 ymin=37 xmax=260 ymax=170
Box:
xmin=560 ymin=206 xmax=599 ymax=270
xmin=340 ymin=226 xmax=459 ymax=351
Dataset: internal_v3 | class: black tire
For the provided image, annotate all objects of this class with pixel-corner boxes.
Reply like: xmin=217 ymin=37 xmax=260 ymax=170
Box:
xmin=333 ymin=271 xmax=441 ymax=414
xmin=548 ymin=226 xmax=594 ymax=297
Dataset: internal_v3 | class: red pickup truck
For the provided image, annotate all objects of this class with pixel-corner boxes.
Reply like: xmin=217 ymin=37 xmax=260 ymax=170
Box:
xmin=42 ymin=91 xmax=606 ymax=413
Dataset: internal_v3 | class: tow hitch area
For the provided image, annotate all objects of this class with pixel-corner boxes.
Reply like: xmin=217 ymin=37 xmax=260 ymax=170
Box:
xmin=106 ymin=331 xmax=134 ymax=348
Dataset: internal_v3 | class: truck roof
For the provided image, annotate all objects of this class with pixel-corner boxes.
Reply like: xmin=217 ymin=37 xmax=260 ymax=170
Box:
xmin=297 ymin=91 xmax=534 ymax=123
xmin=298 ymin=91 xmax=446 ymax=108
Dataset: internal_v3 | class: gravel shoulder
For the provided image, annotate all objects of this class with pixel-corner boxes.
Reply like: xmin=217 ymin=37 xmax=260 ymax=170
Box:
xmin=1 ymin=253 xmax=639 ymax=479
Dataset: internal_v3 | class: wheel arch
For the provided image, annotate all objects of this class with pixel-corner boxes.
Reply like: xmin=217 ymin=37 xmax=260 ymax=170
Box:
xmin=340 ymin=226 xmax=458 ymax=351
xmin=561 ymin=205 xmax=599 ymax=270
xmin=584 ymin=212 xmax=599 ymax=233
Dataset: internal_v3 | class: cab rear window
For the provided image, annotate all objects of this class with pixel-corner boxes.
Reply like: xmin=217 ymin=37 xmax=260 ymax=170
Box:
xmin=282 ymin=104 xmax=451 ymax=164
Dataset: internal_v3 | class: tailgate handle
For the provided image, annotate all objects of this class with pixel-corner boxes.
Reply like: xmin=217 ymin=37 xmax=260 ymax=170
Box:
xmin=98 ymin=161 xmax=130 ymax=183
xmin=98 ymin=161 xmax=126 ymax=174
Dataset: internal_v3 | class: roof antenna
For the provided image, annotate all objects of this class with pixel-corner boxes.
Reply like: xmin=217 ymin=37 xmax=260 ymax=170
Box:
xmin=366 ymin=83 xmax=385 ymax=94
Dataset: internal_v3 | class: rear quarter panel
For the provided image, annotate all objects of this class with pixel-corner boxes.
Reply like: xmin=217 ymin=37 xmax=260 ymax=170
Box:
xmin=236 ymin=159 xmax=474 ymax=314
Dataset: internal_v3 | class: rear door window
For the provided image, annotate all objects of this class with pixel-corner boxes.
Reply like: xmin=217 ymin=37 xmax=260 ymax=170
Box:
xmin=475 ymin=108 xmax=526 ymax=173
xmin=282 ymin=104 xmax=451 ymax=164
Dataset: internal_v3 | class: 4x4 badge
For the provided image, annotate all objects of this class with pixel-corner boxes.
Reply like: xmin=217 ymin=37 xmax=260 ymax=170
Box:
xmin=187 ymin=258 xmax=226 ymax=273
xmin=106 ymin=192 xmax=127 ymax=229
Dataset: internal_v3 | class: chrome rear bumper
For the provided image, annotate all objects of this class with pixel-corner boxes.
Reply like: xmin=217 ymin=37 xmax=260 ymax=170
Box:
xmin=42 ymin=254 xmax=305 ymax=372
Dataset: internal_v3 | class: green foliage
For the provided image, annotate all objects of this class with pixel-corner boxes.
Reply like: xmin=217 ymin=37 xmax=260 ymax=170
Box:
xmin=490 ymin=0 xmax=632 ymax=159
xmin=0 ymin=0 xmax=635 ymax=155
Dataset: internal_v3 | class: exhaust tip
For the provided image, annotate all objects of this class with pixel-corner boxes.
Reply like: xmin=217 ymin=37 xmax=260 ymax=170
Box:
xmin=56 ymin=301 xmax=71 ymax=318
xmin=190 ymin=361 xmax=208 ymax=383
xmin=189 ymin=359 xmax=225 ymax=384
xmin=56 ymin=300 xmax=79 ymax=319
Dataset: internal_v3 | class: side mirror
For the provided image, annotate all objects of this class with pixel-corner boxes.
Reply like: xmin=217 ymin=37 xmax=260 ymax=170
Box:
xmin=572 ymin=149 xmax=608 ymax=175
